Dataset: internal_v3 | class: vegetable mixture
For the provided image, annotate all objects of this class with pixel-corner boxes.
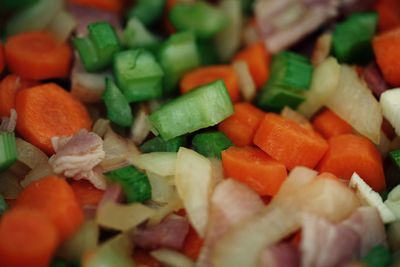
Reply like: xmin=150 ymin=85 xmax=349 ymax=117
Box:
xmin=1 ymin=0 xmax=400 ymax=266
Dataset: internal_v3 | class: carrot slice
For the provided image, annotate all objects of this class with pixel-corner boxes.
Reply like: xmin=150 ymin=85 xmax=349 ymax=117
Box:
xmin=373 ymin=27 xmax=400 ymax=86
xmin=233 ymin=42 xmax=270 ymax=89
xmin=70 ymin=180 xmax=105 ymax=207
xmin=0 ymin=208 xmax=59 ymax=267
xmin=317 ymin=134 xmax=385 ymax=191
xmin=5 ymin=31 xmax=72 ymax=81
xmin=69 ymin=0 xmax=123 ymax=14
xmin=221 ymin=146 xmax=287 ymax=196
xmin=0 ymin=43 xmax=4 ymax=74
xmin=312 ymin=109 xmax=353 ymax=139
xmin=0 ymin=75 xmax=38 ymax=117
xmin=182 ymin=225 xmax=204 ymax=261
xmin=15 ymin=83 xmax=92 ymax=155
xmin=15 ymin=176 xmax=84 ymax=242
xmin=180 ymin=65 xmax=240 ymax=102
xmin=375 ymin=0 xmax=400 ymax=32
xmin=254 ymin=113 xmax=329 ymax=170
xmin=218 ymin=103 xmax=265 ymax=147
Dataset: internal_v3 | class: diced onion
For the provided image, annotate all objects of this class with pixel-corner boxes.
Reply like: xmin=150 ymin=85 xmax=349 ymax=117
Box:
xmin=130 ymin=104 xmax=151 ymax=145
xmin=15 ymin=137 xmax=48 ymax=169
xmin=0 ymin=170 xmax=22 ymax=199
xmin=150 ymin=249 xmax=194 ymax=267
xmin=311 ymin=33 xmax=332 ymax=66
xmin=92 ymin=119 xmax=110 ymax=138
xmin=281 ymin=106 xmax=312 ymax=129
xmin=147 ymin=172 xmax=174 ymax=204
xmin=210 ymin=158 xmax=224 ymax=185
xmin=233 ymin=60 xmax=256 ymax=101
xmin=20 ymin=162 xmax=55 ymax=188
xmin=380 ymin=89 xmax=400 ymax=137
xmin=132 ymin=152 xmax=177 ymax=177
xmin=46 ymin=10 xmax=77 ymax=42
xmin=326 ymin=65 xmax=382 ymax=144
xmin=147 ymin=189 xmax=183 ymax=226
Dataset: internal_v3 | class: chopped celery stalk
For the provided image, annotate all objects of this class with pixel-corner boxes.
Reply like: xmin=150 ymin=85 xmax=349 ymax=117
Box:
xmin=257 ymin=84 xmax=306 ymax=111
xmin=170 ymin=2 xmax=228 ymax=39
xmin=102 ymin=78 xmax=133 ymax=128
xmin=6 ymin=0 xmax=63 ymax=35
xmin=158 ymin=32 xmax=200 ymax=95
xmin=332 ymin=12 xmax=378 ymax=64
xmin=149 ymin=80 xmax=234 ymax=140
xmin=127 ymin=0 xmax=165 ymax=26
xmin=114 ymin=49 xmax=164 ymax=102
xmin=140 ymin=136 xmax=187 ymax=153
xmin=73 ymin=22 xmax=121 ymax=72
xmin=0 ymin=132 xmax=17 ymax=172
xmin=362 ymin=245 xmax=392 ymax=267
xmin=105 ymin=165 xmax=151 ymax=203
xmin=192 ymin=131 xmax=233 ymax=159
xmin=197 ymin=40 xmax=219 ymax=66
xmin=0 ymin=195 xmax=7 ymax=215
xmin=390 ymin=150 xmax=400 ymax=169
xmin=123 ymin=17 xmax=161 ymax=50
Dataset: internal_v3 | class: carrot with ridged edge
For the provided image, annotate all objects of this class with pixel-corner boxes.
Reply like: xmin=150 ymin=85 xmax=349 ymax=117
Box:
xmin=254 ymin=113 xmax=329 ymax=170
xmin=233 ymin=42 xmax=270 ymax=89
xmin=70 ymin=180 xmax=105 ymax=207
xmin=69 ymin=0 xmax=123 ymax=14
xmin=180 ymin=65 xmax=240 ymax=102
xmin=5 ymin=31 xmax=72 ymax=80
xmin=218 ymin=103 xmax=264 ymax=147
xmin=373 ymin=27 xmax=400 ymax=86
xmin=15 ymin=176 xmax=84 ymax=242
xmin=15 ymin=83 xmax=92 ymax=155
xmin=375 ymin=0 xmax=400 ymax=32
xmin=0 ymin=208 xmax=59 ymax=267
xmin=182 ymin=226 xmax=204 ymax=260
xmin=312 ymin=108 xmax=353 ymax=139
xmin=317 ymin=134 xmax=385 ymax=191
xmin=0 ymin=75 xmax=38 ymax=117
xmin=221 ymin=146 xmax=287 ymax=196
xmin=0 ymin=43 xmax=4 ymax=74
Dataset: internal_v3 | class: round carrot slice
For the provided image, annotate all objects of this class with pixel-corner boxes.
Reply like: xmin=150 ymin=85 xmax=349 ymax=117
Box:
xmin=15 ymin=83 xmax=92 ymax=155
xmin=5 ymin=31 xmax=72 ymax=80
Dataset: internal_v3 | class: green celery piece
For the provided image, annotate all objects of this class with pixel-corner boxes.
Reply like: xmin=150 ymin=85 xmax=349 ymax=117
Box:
xmin=197 ymin=39 xmax=219 ymax=66
xmin=192 ymin=131 xmax=232 ymax=159
xmin=114 ymin=49 xmax=164 ymax=102
xmin=390 ymin=150 xmax=400 ymax=169
xmin=105 ymin=165 xmax=151 ymax=203
xmin=123 ymin=17 xmax=161 ymax=50
xmin=270 ymin=51 xmax=313 ymax=91
xmin=0 ymin=195 xmax=7 ymax=215
xmin=72 ymin=38 xmax=100 ymax=72
xmin=257 ymin=84 xmax=305 ymax=111
xmin=332 ymin=12 xmax=378 ymax=65
xmin=362 ymin=245 xmax=392 ymax=267
xmin=102 ymin=78 xmax=133 ymax=127
xmin=149 ymin=80 xmax=233 ymax=140
xmin=169 ymin=1 xmax=228 ymax=39
xmin=6 ymin=0 xmax=63 ymax=35
xmin=0 ymin=132 xmax=17 ymax=172
xmin=140 ymin=136 xmax=187 ymax=153
xmin=127 ymin=0 xmax=165 ymax=26
xmin=158 ymin=31 xmax=200 ymax=95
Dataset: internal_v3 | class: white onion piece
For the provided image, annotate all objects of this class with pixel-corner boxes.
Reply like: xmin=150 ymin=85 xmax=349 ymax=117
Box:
xmin=130 ymin=104 xmax=151 ymax=145
xmin=0 ymin=170 xmax=22 ymax=199
xmin=132 ymin=152 xmax=177 ymax=177
xmin=210 ymin=158 xmax=224 ymax=185
xmin=326 ymin=65 xmax=382 ymax=144
xmin=147 ymin=189 xmax=183 ymax=226
xmin=46 ymin=10 xmax=77 ymax=42
xmin=233 ymin=60 xmax=256 ymax=101
xmin=297 ymin=57 xmax=340 ymax=118
xmin=96 ymin=201 xmax=154 ymax=231
xmin=281 ymin=106 xmax=312 ymax=129
xmin=8 ymin=160 xmax=31 ymax=179
xmin=92 ymin=119 xmax=110 ymax=138
xmin=0 ymin=109 xmax=17 ymax=132
xmin=20 ymin=162 xmax=55 ymax=188
xmin=380 ymin=89 xmax=400 ymax=137
xmin=58 ymin=220 xmax=99 ymax=262
xmin=151 ymin=249 xmax=194 ymax=267
xmin=147 ymin=172 xmax=174 ymax=204
xmin=15 ymin=138 xmax=48 ymax=169
xmin=175 ymin=148 xmax=214 ymax=237
xmin=311 ymin=33 xmax=332 ymax=66
xmin=215 ymin=0 xmax=242 ymax=61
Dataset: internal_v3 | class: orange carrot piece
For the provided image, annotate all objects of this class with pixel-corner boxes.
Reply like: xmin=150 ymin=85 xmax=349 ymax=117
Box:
xmin=70 ymin=180 xmax=105 ymax=207
xmin=221 ymin=146 xmax=287 ymax=196
xmin=182 ymin=226 xmax=204 ymax=261
xmin=69 ymin=0 xmax=123 ymax=14
xmin=312 ymin=109 xmax=353 ymax=139
xmin=0 ymin=43 xmax=4 ymax=74
xmin=218 ymin=103 xmax=265 ymax=147
xmin=180 ymin=65 xmax=240 ymax=102
xmin=0 ymin=208 xmax=59 ymax=267
xmin=375 ymin=0 xmax=400 ymax=32
xmin=234 ymin=42 xmax=270 ymax=89
xmin=5 ymin=31 xmax=72 ymax=81
xmin=317 ymin=134 xmax=386 ymax=191
xmin=15 ymin=83 xmax=92 ymax=155
xmin=373 ymin=27 xmax=400 ymax=86
xmin=15 ymin=176 xmax=84 ymax=242
xmin=0 ymin=75 xmax=38 ymax=117
xmin=254 ymin=113 xmax=329 ymax=170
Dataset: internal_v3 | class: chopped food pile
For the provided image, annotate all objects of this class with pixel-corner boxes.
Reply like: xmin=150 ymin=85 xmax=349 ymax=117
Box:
xmin=1 ymin=0 xmax=400 ymax=266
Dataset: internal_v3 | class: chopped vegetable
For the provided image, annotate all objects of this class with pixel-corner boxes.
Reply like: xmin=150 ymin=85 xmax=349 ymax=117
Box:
xmin=0 ymin=132 xmax=17 ymax=172
xmin=140 ymin=136 xmax=186 ymax=153
xmin=311 ymin=33 xmax=332 ymax=66
xmin=123 ymin=17 xmax=161 ymax=50
xmin=149 ymin=80 xmax=233 ymax=140
xmin=147 ymin=171 xmax=174 ymax=204
xmin=46 ymin=10 xmax=77 ymax=42
xmin=69 ymin=0 xmax=123 ymax=14
xmin=312 ymin=109 xmax=353 ymax=139
xmin=150 ymin=249 xmax=194 ymax=267
xmin=362 ymin=245 xmax=392 ymax=267
xmin=233 ymin=60 xmax=256 ymax=101
xmin=15 ymin=137 xmax=48 ymax=170
xmin=133 ymin=152 xmax=177 ymax=176
xmin=384 ymin=184 xmax=400 ymax=220
xmin=105 ymin=165 xmax=152 ymax=203
xmin=70 ymin=180 xmax=105 ymax=207
xmin=375 ymin=0 xmax=400 ymax=32
xmin=102 ymin=78 xmax=133 ymax=127
xmin=127 ymin=0 xmax=165 ymax=26
xmin=380 ymin=89 xmax=400 ymax=136
xmin=192 ymin=131 xmax=232 ymax=159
